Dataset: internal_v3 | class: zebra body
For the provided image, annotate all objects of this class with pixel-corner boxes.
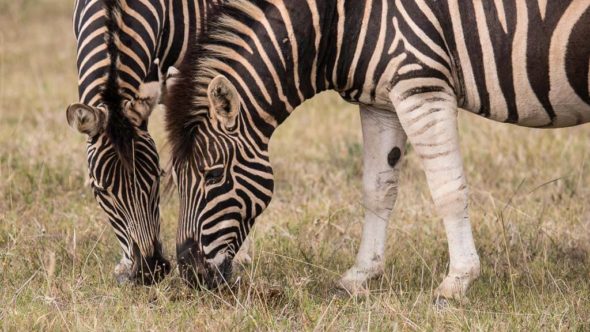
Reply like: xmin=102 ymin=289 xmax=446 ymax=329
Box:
xmin=166 ymin=0 xmax=590 ymax=297
xmin=321 ymin=0 xmax=590 ymax=128
xmin=67 ymin=0 xmax=222 ymax=284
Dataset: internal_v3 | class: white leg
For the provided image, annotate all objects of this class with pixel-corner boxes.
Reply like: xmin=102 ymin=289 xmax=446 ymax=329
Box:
xmin=339 ymin=106 xmax=407 ymax=294
xmin=114 ymin=256 xmax=133 ymax=284
xmin=390 ymin=82 xmax=480 ymax=300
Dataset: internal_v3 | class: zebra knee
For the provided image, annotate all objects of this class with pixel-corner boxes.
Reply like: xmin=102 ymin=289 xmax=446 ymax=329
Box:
xmin=363 ymin=171 xmax=399 ymax=217
xmin=432 ymin=185 xmax=468 ymax=219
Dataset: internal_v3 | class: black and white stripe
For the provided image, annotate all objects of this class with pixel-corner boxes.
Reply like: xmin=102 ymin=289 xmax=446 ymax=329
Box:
xmin=68 ymin=0 xmax=222 ymax=284
xmin=166 ymin=0 xmax=590 ymax=296
xmin=73 ymin=0 xmax=221 ymax=106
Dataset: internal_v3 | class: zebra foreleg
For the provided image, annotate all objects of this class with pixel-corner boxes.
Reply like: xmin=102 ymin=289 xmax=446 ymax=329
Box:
xmin=339 ymin=107 xmax=407 ymax=295
xmin=114 ymin=256 xmax=133 ymax=284
xmin=390 ymin=80 xmax=480 ymax=301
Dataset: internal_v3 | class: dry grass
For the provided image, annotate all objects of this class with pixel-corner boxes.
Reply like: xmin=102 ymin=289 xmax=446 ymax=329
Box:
xmin=1 ymin=0 xmax=590 ymax=330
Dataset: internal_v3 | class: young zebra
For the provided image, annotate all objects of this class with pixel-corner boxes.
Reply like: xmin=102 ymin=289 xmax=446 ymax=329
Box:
xmin=166 ymin=0 xmax=590 ymax=298
xmin=66 ymin=0 xmax=222 ymax=284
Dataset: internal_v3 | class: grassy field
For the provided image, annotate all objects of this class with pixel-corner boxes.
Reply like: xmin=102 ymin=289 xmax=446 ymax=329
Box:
xmin=1 ymin=0 xmax=590 ymax=330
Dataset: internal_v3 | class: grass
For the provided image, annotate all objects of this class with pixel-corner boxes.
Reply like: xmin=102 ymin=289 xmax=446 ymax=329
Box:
xmin=1 ymin=0 xmax=590 ymax=330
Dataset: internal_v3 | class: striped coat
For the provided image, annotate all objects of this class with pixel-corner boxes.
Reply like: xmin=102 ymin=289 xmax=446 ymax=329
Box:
xmin=67 ymin=0 xmax=223 ymax=285
xmin=165 ymin=0 xmax=590 ymax=298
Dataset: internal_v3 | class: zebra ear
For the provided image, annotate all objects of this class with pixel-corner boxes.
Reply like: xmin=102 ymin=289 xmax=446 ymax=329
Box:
xmin=207 ymin=75 xmax=240 ymax=130
xmin=124 ymin=80 xmax=161 ymax=127
xmin=66 ymin=103 xmax=107 ymax=137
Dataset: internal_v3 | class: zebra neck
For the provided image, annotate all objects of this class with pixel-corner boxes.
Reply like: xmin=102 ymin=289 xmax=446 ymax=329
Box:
xmin=158 ymin=0 xmax=197 ymax=72
xmin=202 ymin=0 xmax=345 ymax=136
xmin=75 ymin=0 xmax=111 ymax=106
xmin=75 ymin=0 xmax=169 ymax=106
xmin=107 ymin=0 xmax=167 ymax=101
xmin=167 ymin=0 xmax=353 ymax=149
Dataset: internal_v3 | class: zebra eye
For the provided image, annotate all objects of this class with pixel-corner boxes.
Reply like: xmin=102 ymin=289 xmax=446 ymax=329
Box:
xmin=91 ymin=182 xmax=108 ymax=195
xmin=204 ymin=167 xmax=224 ymax=185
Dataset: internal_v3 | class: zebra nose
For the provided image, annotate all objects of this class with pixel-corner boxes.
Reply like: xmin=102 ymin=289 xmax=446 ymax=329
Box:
xmin=177 ymin=240 xmax=233 ymax=289
xmin=211 ymin=257 xmax=233 ymax=287
xmin=177 ymin=239 xmax=210 ymax=288
xmin=130 ymin=243 xmax=171 ymax=285
xmin=198 ymin=259 xmax=233 ymax=290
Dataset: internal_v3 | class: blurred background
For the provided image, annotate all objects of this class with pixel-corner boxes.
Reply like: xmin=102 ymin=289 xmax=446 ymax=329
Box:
xmin=1 ymin=0 xmax=589 ymax=329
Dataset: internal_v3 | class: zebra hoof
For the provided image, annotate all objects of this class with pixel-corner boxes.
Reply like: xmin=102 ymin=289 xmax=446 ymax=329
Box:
xmin=337 ymin=279 xmax=370 ymax=297
xmin=433 ymin=261 xmax=480 ymax=302
xmin=337 ymin=263 xmax=383 ymax=296
xmin=115 ymin=271 xmax=132 ymax=285
xmin=114 ymin=257 xmax=133 ymax=285
xmin=432 ymin=296 xmax=451 ymax=312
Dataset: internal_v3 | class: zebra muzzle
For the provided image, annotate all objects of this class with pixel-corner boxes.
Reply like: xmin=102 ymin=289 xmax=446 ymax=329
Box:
xmin=128 ymin=242 xmax=171 ymax=285
xmin=177 ymin=239 xmax=233 ymax=290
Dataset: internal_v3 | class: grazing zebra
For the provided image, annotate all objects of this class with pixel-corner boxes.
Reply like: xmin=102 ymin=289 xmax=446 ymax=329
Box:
xmin=66 ymin=0 xmax=222 ymax=284
xmin=165 ymin=0 xmax=590 ymax=298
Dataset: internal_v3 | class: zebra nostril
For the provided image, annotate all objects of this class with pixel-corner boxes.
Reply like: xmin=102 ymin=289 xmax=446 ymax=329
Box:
xmin=177 ymin=239 xmax=208 ymax=288
xmin=130 ymin=243 xmax=171 ymax=285
xmin=202 ymin=256 xmax=234 ymax=289
xmin=177 ymin=239 xmax=233 ymax=289
xmin=216 ymin=256 xmax=233 ymax=285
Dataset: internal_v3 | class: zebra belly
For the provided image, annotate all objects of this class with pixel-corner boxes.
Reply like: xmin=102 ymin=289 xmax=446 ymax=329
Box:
xmin=451 ymin=0 xmax=590 ymax=128
xmin=462 ymin=87 xmax=590 ymax=128
xmin=462 ymin=100 xmax=590 ymax=129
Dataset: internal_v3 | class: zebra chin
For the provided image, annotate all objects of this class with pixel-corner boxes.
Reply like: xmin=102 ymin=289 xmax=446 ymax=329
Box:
xmin=116 ymin=242 xmax=171 ymax=285
xmin=177 ymin=239 xmax=233 ymax=290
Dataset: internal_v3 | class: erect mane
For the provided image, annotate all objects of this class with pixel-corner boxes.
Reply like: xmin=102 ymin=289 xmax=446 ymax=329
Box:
xmin=101 ymin=0 xmax=136 ymax=169
xmin=165 ymin=0 xmax=266 ymax=164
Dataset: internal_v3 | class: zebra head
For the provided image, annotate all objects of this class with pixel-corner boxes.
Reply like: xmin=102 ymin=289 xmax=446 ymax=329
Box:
xmin=66 ymin=101 xmax=170 ymax=285
xmin=170 ymin=75 xmax=274 ymax=289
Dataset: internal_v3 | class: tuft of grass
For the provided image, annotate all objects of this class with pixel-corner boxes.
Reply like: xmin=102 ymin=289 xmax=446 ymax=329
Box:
xmin=1 ymin=0 xmax=590 ymax=330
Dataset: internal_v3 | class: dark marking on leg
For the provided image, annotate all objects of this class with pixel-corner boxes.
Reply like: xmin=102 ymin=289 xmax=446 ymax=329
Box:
xmin=388 ymin=147 xmax=402 ymax=168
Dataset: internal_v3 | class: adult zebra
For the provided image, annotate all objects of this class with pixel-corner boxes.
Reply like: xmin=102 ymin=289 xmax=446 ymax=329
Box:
xmin=66 ymin=0 xmax=222 ymax=285
xmin=165 ymin=0 xmax=590 ymax=299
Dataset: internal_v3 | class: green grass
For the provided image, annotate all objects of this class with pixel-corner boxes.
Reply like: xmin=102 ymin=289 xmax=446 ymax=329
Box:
xmin=1 ymin=1 xmax=590 ymax=330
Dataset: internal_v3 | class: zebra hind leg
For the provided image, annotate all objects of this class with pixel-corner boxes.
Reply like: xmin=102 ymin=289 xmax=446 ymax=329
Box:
xmin=339 ymin=107 xmax=407 ymax=295
xmin=390 ymin=81 xmax=480 ymax=302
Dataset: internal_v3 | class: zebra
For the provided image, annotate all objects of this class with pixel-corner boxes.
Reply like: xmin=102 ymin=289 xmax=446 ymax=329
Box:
xmin=65 ymin=0 xmax=223 ymax=284
xmin=165 ymin=0 xmax=590 ymax=298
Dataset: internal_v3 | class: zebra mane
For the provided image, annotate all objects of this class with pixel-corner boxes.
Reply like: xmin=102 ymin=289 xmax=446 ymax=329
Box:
xmin=101 ymin=0 xmax=136 ymax=170
xmin=165 ymin=0 xmax=262 ymax=164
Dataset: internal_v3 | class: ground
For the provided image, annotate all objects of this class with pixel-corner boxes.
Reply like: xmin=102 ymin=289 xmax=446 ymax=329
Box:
xmin=1 ymin=0 xmax=590 ymax=330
